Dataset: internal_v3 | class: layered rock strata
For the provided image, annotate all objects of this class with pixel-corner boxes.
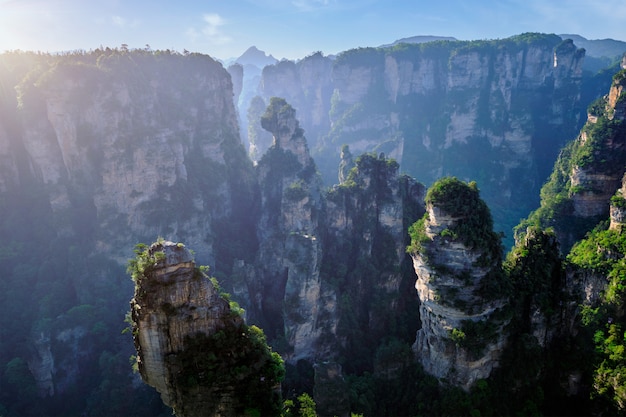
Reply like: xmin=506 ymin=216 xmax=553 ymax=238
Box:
xmin=257 ymin=34 xmax=586 ymax=241
xmin=410 ymin=178 xmax=507 ymax=390
xmin=250 ymin=97 xmax=327 ymax=361
xmin=130 ymin=240 xmax=283 ymax=417
xmin=610 ymin=175 xmax=626 ymax=230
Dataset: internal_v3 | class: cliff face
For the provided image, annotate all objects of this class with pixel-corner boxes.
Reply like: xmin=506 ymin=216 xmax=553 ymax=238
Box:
xmin=409 ymin=178 xmax=508 ymax=390
xmin=610 ymin=175 xmax=626 ymax=230
xmin=227 ymin=98 xmax=425 ymax=414
xmin=228 ymin=97 xmax=329 ymax=362
xmin=520 ymin=68 xmax=626 ymax=251
xmin=0 ymin=50 xmax=427 ymax=415
xmin=130 ymin=240 xmax=283 ymax=417
xmin=130 ymin=241 xmax=230 ymax=414
xmin=564 ymin=172 xmax=626 ymax=412
xmin=259 ymin=53 xmax=334 ymax=150
xmin=324 ymin=153 xmax=425 ymax=350
xmin=0 ymin=50 xmax=258 ymax=410
xmin=570 ymin=71 xmax=626 ymax=218
xmin=2 ymin=52 xmax=253 ymax=264
xmin=3 ymin=43 xmax=616 ymax=415
xmin=256 ymin=34 xmax=586 ymax=241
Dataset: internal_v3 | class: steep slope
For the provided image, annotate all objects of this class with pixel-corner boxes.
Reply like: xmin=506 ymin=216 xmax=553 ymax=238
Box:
xmin=488 ymin=67 xmax=626 ymax=415
xmin=0 ymin=49 xmax=258 ymax=416
xmin=232 ymin=98 xmax=426 ymax=365
xmin=518 ymin=66 xmax=626 ymax=251
xmin=256 ymin=34 xmax=587 ymax=241
xmin=245 ymin=97 xmax=326 ymax=361
xmin=408 ymin=177 xmax=508 ymax=390
xmin=129 ymin=240 xmax=284 ymax=417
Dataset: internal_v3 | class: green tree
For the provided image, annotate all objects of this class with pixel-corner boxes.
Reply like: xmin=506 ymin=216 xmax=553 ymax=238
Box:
xmin=282 ymin=393 xmax=317 ymax=417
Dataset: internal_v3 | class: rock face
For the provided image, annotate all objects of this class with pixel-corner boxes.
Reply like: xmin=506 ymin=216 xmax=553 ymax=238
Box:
xmin=610 ymin=175 xmax=626 ymax=230
xmin=130 ymin=240 xmax=283 ymax=417
xmin=255 ymin=34 xmax=586 ymax=242
xmin=1 ymin=51 xmax=254 ymax=265
xmin=239 ymin=97 xmax=327 ymax=361
xmin=259 ymin=52 xmax=334 ymax=151
xmin=523 ymin=68 xmax=626 ymax=251
xmin=570 ymin=71 xmax=626 ymax=219
xmin=0 ymin=50 xmax=427 ymax=414
xmin=324 ymin=152 xmax=426 ymax=351
xmin=0 ymin=50 xmax=258 ymax=408
xmin=131 ymin=241 xmax=225 ymax=413
xmin=409 ymin=178 xmax=508 ymax=390
xmin=230 ymin=98 xmax=425 ymax=411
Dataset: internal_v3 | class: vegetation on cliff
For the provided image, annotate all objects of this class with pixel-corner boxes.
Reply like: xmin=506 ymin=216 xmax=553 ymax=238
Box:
xmin=408 ymin=177 xmax=505 ymax=302
xmin=0 ymin=47 xmax=258 ymax=417
xmin=517 ymin=68 xmax=626 ymax=252
xmin=567 ymin=224 xmax=626 ymax=413
xmin=129 ymin=240 xmax=285 ymax=417
xmin=319 ymin=32 xmax=587 ymax=249
xmin=0 ymin=43 xmax=623 ymax=417
xmin=322 ymin=153 xmax=423 ymax=369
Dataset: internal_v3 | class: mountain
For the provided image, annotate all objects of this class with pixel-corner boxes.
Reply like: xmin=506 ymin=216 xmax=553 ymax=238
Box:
xmin=561 ymin=34 xmax=626 ymax=73
xmin=226 ymin=47 xmax=280 ymax=154
xmin=409 ymin=178 xmax=508 ymax=390
xmin=404 ymin=66 xmax=626 ymax=413
xmin=560 ymin=34 xmax=626 ymax=59
xmin=254 ymin=33 xmax=588 ymax=245
xmin=381 ymin=35 xmax=457 ymax=47
xmin=0 ymin=48 xmax=424 ymax=416
xmin=236 ymin=46 xmax=278 ymax=68
xmin=129 ymin=240 xmax=284 ymax=417
xmin=0 ymin=49 xmax=257 ymax=416
xmin=518 ymin=64 xmax=626 ymax=251
xmin=0 ymin=39 xmax=625 ymax=417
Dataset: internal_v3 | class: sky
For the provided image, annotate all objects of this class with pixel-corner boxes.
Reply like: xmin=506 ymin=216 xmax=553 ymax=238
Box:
xmin=1 ymin=0 xmax=625 ymax=61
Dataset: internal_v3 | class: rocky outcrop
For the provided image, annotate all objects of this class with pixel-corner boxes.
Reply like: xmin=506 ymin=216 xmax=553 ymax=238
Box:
xmin=130 ymin=240 xmax=283 ymax=417
xmin=231 ymin=99 xmax=425 ymax=411
xmin=517 ymin=67 xmax=626 ymax=252
xmin=256 ymin=34 xmax=586 ymax=243
xmin=572 ymin=70 xmax=626 ymax=216
xmin=0 ymin=50 xmax=259 ymax=409
xmin=409 ymin=178 xmax=508 ymax=390
xmin=259 ymin=53 xmax=334 ymax=151
xmin=4 ymin=51 xmax=253 ymax=265
xmin=337 ymin=145 xmax=354 ymax=184
xmin=231 ymin=97 xmax=328 ymax=362
xmin=28 ymin=332 xmax=55 ymax=397
xmin=324 ymin=152 xmax=425 ymax=357
xmin=610 ymin=175 xmax=626 ymax=230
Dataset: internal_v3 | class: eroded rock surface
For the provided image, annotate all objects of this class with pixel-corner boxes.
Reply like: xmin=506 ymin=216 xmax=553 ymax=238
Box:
xmin=130 ymin=240 xmax=283 ymax=417
xmin=410 ymin=178 xmax=508 ymax=390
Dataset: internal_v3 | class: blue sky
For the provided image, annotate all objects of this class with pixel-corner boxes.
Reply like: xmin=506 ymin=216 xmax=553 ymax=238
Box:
xmin=1 ymin=0 xmax=625 ymax=60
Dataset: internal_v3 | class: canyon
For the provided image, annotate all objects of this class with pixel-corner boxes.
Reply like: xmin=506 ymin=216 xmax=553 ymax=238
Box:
xmin=0 ymin=34 xmax=624 ymax=416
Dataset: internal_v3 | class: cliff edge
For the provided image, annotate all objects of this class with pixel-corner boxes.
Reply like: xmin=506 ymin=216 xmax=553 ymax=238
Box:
xmin=129 ymin=240 xmax=284 ymax=417
xmin=408 ymin=177 xmax=508 ymax=390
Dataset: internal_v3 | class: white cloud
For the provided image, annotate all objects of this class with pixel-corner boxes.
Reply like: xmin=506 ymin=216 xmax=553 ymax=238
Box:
xmin=112 ymin=15 xmax=125 ymax=26
xmin=111 ymin=15 xmax=140 ymax=28
xmin=291 ymin=0 xmax=332 ymax=11
xmin=187 ymin=13 xmax=232 ymax=45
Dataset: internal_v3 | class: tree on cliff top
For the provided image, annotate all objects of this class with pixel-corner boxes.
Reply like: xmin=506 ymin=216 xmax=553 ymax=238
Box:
xmin=128 ymin=240 xmax=285 ymax=417
xmin=410 ymin=177 xmax=503 ymax=261
xmin=261 ymin=97 xmax=297 ymax=138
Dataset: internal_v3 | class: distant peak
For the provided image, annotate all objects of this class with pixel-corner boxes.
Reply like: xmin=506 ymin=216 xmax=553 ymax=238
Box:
xmin=236 ymin=46 xmax=277 ymax=67
xmin=382 ymin=35 xmax=457 ymax=48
